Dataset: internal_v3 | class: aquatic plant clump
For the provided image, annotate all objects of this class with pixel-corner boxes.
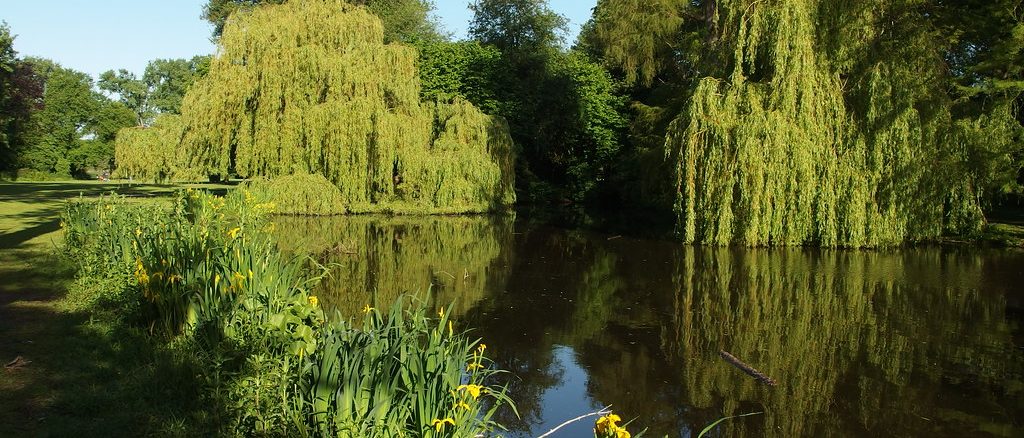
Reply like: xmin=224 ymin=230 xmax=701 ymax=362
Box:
xmin=177 ymin=0 xmax=515 ymax=213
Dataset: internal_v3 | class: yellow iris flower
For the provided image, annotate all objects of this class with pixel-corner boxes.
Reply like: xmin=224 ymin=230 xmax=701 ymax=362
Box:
xmin=595 ymin=414 xmax=630 ymax=438
xmin=431 ymin=417 xmax=455 ymax=432
xmin=457 ymin=384 xmax=485 ymax=399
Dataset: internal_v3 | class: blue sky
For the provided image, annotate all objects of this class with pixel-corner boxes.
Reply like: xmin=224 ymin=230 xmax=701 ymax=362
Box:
xmin=1 ymin=0 xmax=596 ymax=80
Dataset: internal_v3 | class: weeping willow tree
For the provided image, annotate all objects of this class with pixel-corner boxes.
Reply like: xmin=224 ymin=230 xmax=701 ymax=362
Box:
xmin=112 ymin=115 xmax=203 ymax=181
xmin=174 ymin=0 xmax=514 ymax=213
xmin=594 ymin=0 xmax=994 ymax=247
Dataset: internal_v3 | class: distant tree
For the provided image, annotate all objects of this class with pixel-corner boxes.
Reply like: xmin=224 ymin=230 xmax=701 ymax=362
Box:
xmin=0 ymin=23 xmax=16 ymax=159
xmin=0 ymin=22 xmax=25 ymax=170
xmin=468 ymin=0 xmax=567 ymax=56
xmin=17 ymin=59 xmax=98 ymax=174
xmin=352 ymin=0 xmax=443 ymax=43
xmin=9 ymin=58 xmax=134 ymax=175
xmin=98 ymin=69 xmax=151 ymax=126
xmin=143 ymin=56 xmax=211 ymax=114
xmin=416 ymin=40 xmax=503 ymax=112
xmin=464 ymin=0 xmax=629 ymax=203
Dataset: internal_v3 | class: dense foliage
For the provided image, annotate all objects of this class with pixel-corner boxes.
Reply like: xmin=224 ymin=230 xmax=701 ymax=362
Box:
xmin=13 ymin=58 xmax=135 ymax=176
xmin=203 ymin=0 xmax=442 ymax=43
xmin=112 ymin=115 xmax=190 ymax=181
xmin=61 ymin=190 xmax=516 ymax=436
xmin=242 ymin=173 xmax=347 ymax=215
xmin=172 ymin=0 xmax=515 ymax=213
xmin=590 ymin=0 xmax=1024 ymax=246
xmin=457 ymin=0 xmax=630 ymax=203
xmin=0 ymin=23 xmax=39 ymax=171
xmin=0 ymin=24 xmax=144 ymax=176
xmin=98 ymin=56 xmax=210 ymax=126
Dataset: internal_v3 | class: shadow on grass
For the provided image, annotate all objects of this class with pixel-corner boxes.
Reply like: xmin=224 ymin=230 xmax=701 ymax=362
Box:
xmin=0 ymin=180 xmax=236 ymax=202
xmin=0 ymin=248 xmax=220 ymax=436
xmin=0 ymin=219 xmax=61 ymax=249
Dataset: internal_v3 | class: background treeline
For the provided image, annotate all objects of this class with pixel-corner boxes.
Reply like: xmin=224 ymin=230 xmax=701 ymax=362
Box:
xmin=0 ymin=22 xmax=209 ymax=178
xmin=197 ymin=0 xmax=1024 ymax=220
xmin=588 ymin=0 xmax=1024 ymax=246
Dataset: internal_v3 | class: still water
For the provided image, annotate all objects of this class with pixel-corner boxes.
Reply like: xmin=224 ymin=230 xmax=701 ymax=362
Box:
xmin=274 ymin=214 xmax=1024 ymax=437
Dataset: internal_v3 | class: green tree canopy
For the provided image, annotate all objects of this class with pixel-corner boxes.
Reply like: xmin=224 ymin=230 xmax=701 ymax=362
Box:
xmin=468 ymin=0 xmax=567 ymax=56
xmin=10 ymin=58 xmax=134 ymax=175
xmin=98 ymin=69 xmax=151 ymax=126
xmin=203 ymin=0 xmax=442 ymax=42
xmin=138 ymin=0 xmax=514 ymax=212
xmin=143 ymin=56 xmax=211 ymax=114
xmin=590 ymin=0 xmax=1022 ymax=246
xmin=461 ymin=0 xmax=629 ymax=203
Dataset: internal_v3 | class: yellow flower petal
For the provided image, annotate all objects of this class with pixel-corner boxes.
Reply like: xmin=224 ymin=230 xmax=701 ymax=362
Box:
xmin=457 ymin=384 xmax=485 ymax=399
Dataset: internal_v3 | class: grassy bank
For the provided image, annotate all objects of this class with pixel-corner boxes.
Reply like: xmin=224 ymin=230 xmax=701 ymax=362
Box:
xmin=0 ymin=181 xmax=234 ymax=435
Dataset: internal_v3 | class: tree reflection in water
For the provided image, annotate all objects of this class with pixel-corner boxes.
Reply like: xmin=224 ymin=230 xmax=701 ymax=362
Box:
xmin=273 ymin=216 xmax=1024 ymax=437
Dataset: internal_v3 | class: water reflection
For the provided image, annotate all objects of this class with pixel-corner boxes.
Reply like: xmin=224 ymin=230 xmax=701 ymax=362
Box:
xmin=273 ymin=214 xmax=514 ymax=318
xmin=274 ymin=215 xmax=1024 ymax=437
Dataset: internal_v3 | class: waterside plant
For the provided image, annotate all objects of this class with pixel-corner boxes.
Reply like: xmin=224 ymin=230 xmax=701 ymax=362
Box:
xmin=61 ymin=189 xmax=515 ymax=436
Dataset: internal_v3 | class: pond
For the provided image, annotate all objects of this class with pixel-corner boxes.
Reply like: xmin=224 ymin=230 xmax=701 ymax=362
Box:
xmin=274 ymin=214 xmax=1024 ymax=437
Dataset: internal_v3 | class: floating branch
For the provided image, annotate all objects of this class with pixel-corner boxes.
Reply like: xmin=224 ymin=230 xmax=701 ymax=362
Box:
xmin=720 ymin=350 xmax=776 ymax=386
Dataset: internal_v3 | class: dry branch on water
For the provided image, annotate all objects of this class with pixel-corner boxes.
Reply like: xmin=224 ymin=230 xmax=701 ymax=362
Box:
xmin=720 ymin=350 xmax=776 ymax=386
xmin=536 ymin=406 xmax=613 ymax=438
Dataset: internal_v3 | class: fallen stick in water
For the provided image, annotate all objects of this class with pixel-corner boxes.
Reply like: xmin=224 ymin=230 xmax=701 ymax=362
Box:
xmin=719 ymin=351 xmax=777 ymax=386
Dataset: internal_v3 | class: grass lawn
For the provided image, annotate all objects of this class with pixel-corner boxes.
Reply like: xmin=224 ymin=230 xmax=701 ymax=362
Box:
xmin=0 ymin=180 xmax=233 ymax=436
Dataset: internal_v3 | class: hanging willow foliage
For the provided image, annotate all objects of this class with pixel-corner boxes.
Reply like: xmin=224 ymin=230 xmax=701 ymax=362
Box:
xmin=597 ymin=0 xmax=988 ymax=247
xmin=112 ymin=115 xmax=197 ymax=182
xmin=171 ymin=0 xmax=514 ymax=213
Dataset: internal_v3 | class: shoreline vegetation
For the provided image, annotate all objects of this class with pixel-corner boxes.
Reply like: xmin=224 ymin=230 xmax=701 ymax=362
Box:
xmin=1 ymin=182 xmax=517 ymax=436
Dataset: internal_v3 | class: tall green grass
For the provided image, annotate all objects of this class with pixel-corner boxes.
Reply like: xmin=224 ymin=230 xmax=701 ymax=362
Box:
xmin=61 ymin=189 xmax=515 ymax=436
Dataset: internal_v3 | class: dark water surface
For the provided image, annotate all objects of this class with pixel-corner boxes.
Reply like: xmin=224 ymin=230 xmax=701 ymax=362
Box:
xmin=274 ymin=214 xmax=1024 ymax=437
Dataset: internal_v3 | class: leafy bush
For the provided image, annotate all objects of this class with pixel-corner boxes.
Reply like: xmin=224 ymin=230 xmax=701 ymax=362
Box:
xmin=241 ymin=174 xmax=347 ymax=215
xmin=12 ymin=167 xmax=72 ymax=181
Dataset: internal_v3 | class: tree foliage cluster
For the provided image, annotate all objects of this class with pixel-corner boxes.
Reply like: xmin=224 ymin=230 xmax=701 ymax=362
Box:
xmin=203 ymin=0 xmax=443 ymax=43
xmin=99 ymin=56 xmax=211 ymax=126
xmin=0 ymin=26 xmax=135 ymax=176
xmin=123 ymin=0 xmax=515 ymax=213
xmin=195 ymin=0 xmax=631 ymax=203
xmin=415 ymin=0 xmax=630 ymax=203
xmin=0 ymin=22 xmax=209 ymax=176
xmin=587 ymin=0 xmax=1024 ymax=246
